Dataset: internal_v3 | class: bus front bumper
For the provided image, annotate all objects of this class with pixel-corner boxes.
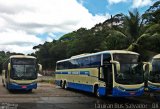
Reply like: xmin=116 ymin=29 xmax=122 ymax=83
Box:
xmin=148 ymin=85 xmax=160 ymax=92
xmin=7 ymin=83 xmax=37 ymax=90
xmin=112 ymin=87 xmax=144 ymax=96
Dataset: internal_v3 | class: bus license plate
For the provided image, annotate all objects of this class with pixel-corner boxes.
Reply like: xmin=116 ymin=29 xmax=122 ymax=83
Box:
xmin=130 ymin=92 xmax=135 ymax=95
xmin=22 ymin=86 xmax=27 ymax=89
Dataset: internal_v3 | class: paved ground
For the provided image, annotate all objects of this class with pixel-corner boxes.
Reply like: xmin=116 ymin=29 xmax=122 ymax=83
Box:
xmin=0 ymin=76 xmax=160 ymax=109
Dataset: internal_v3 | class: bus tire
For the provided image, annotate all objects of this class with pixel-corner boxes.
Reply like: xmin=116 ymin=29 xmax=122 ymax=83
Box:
xmin=61 ymin=81 xmax=64 ymax=89
xmin=94 ymin=85 xmax=100 ymax=97
xmin=64 ymin=81 xmax=68 ymax=89
xmin=2 ymin=79 xmax=5 ymax=87
xmin=6 ymin=83 xmax=9 ymax=89
xmin=154 ymin=95 xmax=160 ymax=101
xmin=60 ymin=80 xmax=63 ymax=87
xmin=8 ymin=89 xmax=13 ymax=93
xmin=27 ymin=89 xmax=32 ymax=93
xmin=62 ymin=81 xmax=67 ymax=89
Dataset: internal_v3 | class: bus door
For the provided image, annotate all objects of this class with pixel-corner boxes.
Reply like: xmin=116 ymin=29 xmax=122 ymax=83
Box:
xmin=100 ymin=54 xmax=113 ymax=95
xmin=102 ymin=64 xmax=113 ymax=95
xmin=4 ymin=66 xmax=9 ymax=84
xmin=144 ymin=64 xmax=149 ymax=89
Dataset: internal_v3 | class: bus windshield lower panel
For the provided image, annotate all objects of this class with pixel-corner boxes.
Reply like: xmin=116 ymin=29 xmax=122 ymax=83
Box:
xmin=114 ymin=63 xmax=144 ymax=85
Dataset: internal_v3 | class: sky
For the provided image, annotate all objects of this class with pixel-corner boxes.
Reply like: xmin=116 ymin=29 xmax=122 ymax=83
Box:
xmin=0 ymin=0 xmax=157 ymax=54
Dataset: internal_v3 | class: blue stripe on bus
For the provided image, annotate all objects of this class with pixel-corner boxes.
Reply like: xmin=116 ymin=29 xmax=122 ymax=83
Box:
xmin=67 ymin=82 xmax=93 ymax=92
xmin=61 ymin=72 xmax=68 ymax=74
xmin=148 ymin=85 xmax=160 ymax=91
xmin=55 ymin=79 xmax=144 ymax=97
xmin=7 ymin=83 xmax=37 ymax=90
xmin=80 ymin=71 xmax=89 ymax=75
xmin=98 ymin=87 xmax=106 ymax=96
xmin=112 ymin=87 xmax=144 ymax=96
xmin=55 ymin=71 xmax=90 ymax=76
xmin=55 ymin=72 xmax=61 ymax=74
xmin=55 ymin=80 xmax=106 ymax=96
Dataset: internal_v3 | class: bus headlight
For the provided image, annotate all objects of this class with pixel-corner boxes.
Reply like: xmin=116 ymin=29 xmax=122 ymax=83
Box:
xmin=114 ymin=86 xmax=126 ymax=92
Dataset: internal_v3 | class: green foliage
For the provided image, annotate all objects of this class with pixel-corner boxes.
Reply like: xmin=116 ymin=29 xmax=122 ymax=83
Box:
xmin=137 ymin=33 xmax=160 ymax=53
xmin=143 ymin=1 xmax=160 ymax=24
xmin=34 ymin=40 xmax=68 ymax=70
xmin=124 ymin=10 xmax=141 ymax=40
xmin=101 ymin=30 xmax=128 ymax=50
xmin=0 ymin=51 xmax=24 ymax=74
xmin=59 ymin=32 xmax=76 ymax=41
xmin=32 ymin=1 xmax=160 ymax=70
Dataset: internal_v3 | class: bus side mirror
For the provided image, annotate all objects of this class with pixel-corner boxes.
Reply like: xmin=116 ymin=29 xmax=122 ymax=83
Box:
xmin=148 ymin=63 xmax=152 ymax=73
xmin=8 ymin=63 xmax=11 ymax=71
xmin=143 ymin=62 xmax=152 ymax=73
xmin=110 ymin=61 xmax=120 ymax=73
xmin=38 ymin=64 xmax=42 ymax=72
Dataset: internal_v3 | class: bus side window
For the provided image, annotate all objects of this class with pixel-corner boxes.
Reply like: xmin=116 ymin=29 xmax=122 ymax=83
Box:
xmin=73 ymin=59 xmax=80 ymax=68
xmin=57 ymin=63 xmax=62 ymax=70
xmin=83 ymin=57 xmax=90 ymax=68
xmin=103 ymin=54 xmax=111 ymax=65
xmin=69 ymin=59 xmax=80 ymax=69
xmin=57 ymin=62 xmax=67 ymax=70
xmin=90 ymin=55 xmax=101 ymax=67
xmin=77 ymin=58 xmax=84 ymax=68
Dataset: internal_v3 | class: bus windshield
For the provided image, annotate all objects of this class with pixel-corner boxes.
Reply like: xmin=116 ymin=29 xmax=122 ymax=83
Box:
xmin=11 ymin=58 xmax=37 ymax=80
xmin=113 ymin=54 xmax=144 ymax=85
xmin=149 ymin=59 xmax=160 ymax=83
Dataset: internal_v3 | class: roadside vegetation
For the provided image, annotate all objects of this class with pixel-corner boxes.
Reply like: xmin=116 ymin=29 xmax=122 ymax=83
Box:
xmin=0 ymin=51 xmax=24 ymax=74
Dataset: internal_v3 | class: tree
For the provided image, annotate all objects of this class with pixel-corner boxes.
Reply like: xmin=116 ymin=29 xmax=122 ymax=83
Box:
xmin=33 ymin=1 xmax=160 ymax=69
xmin=100 ymin=30 xmax=128 ymax=50
xmin=142 ymin=1 xmax=160 ymax=24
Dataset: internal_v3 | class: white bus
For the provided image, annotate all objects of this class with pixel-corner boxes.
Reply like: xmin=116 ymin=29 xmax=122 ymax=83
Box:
xmin=147 ymin=54 xmax=160 ymax=91
xmin=2 ymin=55 xmax=42 ymax=91
xmin=55 ymin=50 xmax=144 ymax=97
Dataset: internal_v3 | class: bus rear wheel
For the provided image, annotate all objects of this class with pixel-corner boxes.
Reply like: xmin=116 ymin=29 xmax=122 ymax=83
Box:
xmin=60 ymin=80 xmax=63 ymax=88
xmin=62 ymin=81 xmax=67 ymax=89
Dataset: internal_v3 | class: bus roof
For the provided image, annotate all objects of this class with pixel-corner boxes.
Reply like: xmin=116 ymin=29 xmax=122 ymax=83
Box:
xmin=57 ymin=50 xmax=139 ymax=63
xmin=153 ymin=54 xmax=160 ymax=59
xmin=9 ymin=55 xmax=36 ymax=59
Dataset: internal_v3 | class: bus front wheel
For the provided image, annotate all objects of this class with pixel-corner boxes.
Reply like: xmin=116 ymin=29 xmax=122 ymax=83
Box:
xmin=94 ymin=85 xmax=100 ymax=97
xmin=2 ymin=79 xmax=5 ymax=87
xmin=60 ymin=80 xmax=63 ymax=88
xmin=27 ymin=89 xmax=32 ymax=93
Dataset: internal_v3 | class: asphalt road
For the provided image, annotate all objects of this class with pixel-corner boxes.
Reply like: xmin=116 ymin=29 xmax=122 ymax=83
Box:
xmin=0 ymin=76 xmax=159 ymax=109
